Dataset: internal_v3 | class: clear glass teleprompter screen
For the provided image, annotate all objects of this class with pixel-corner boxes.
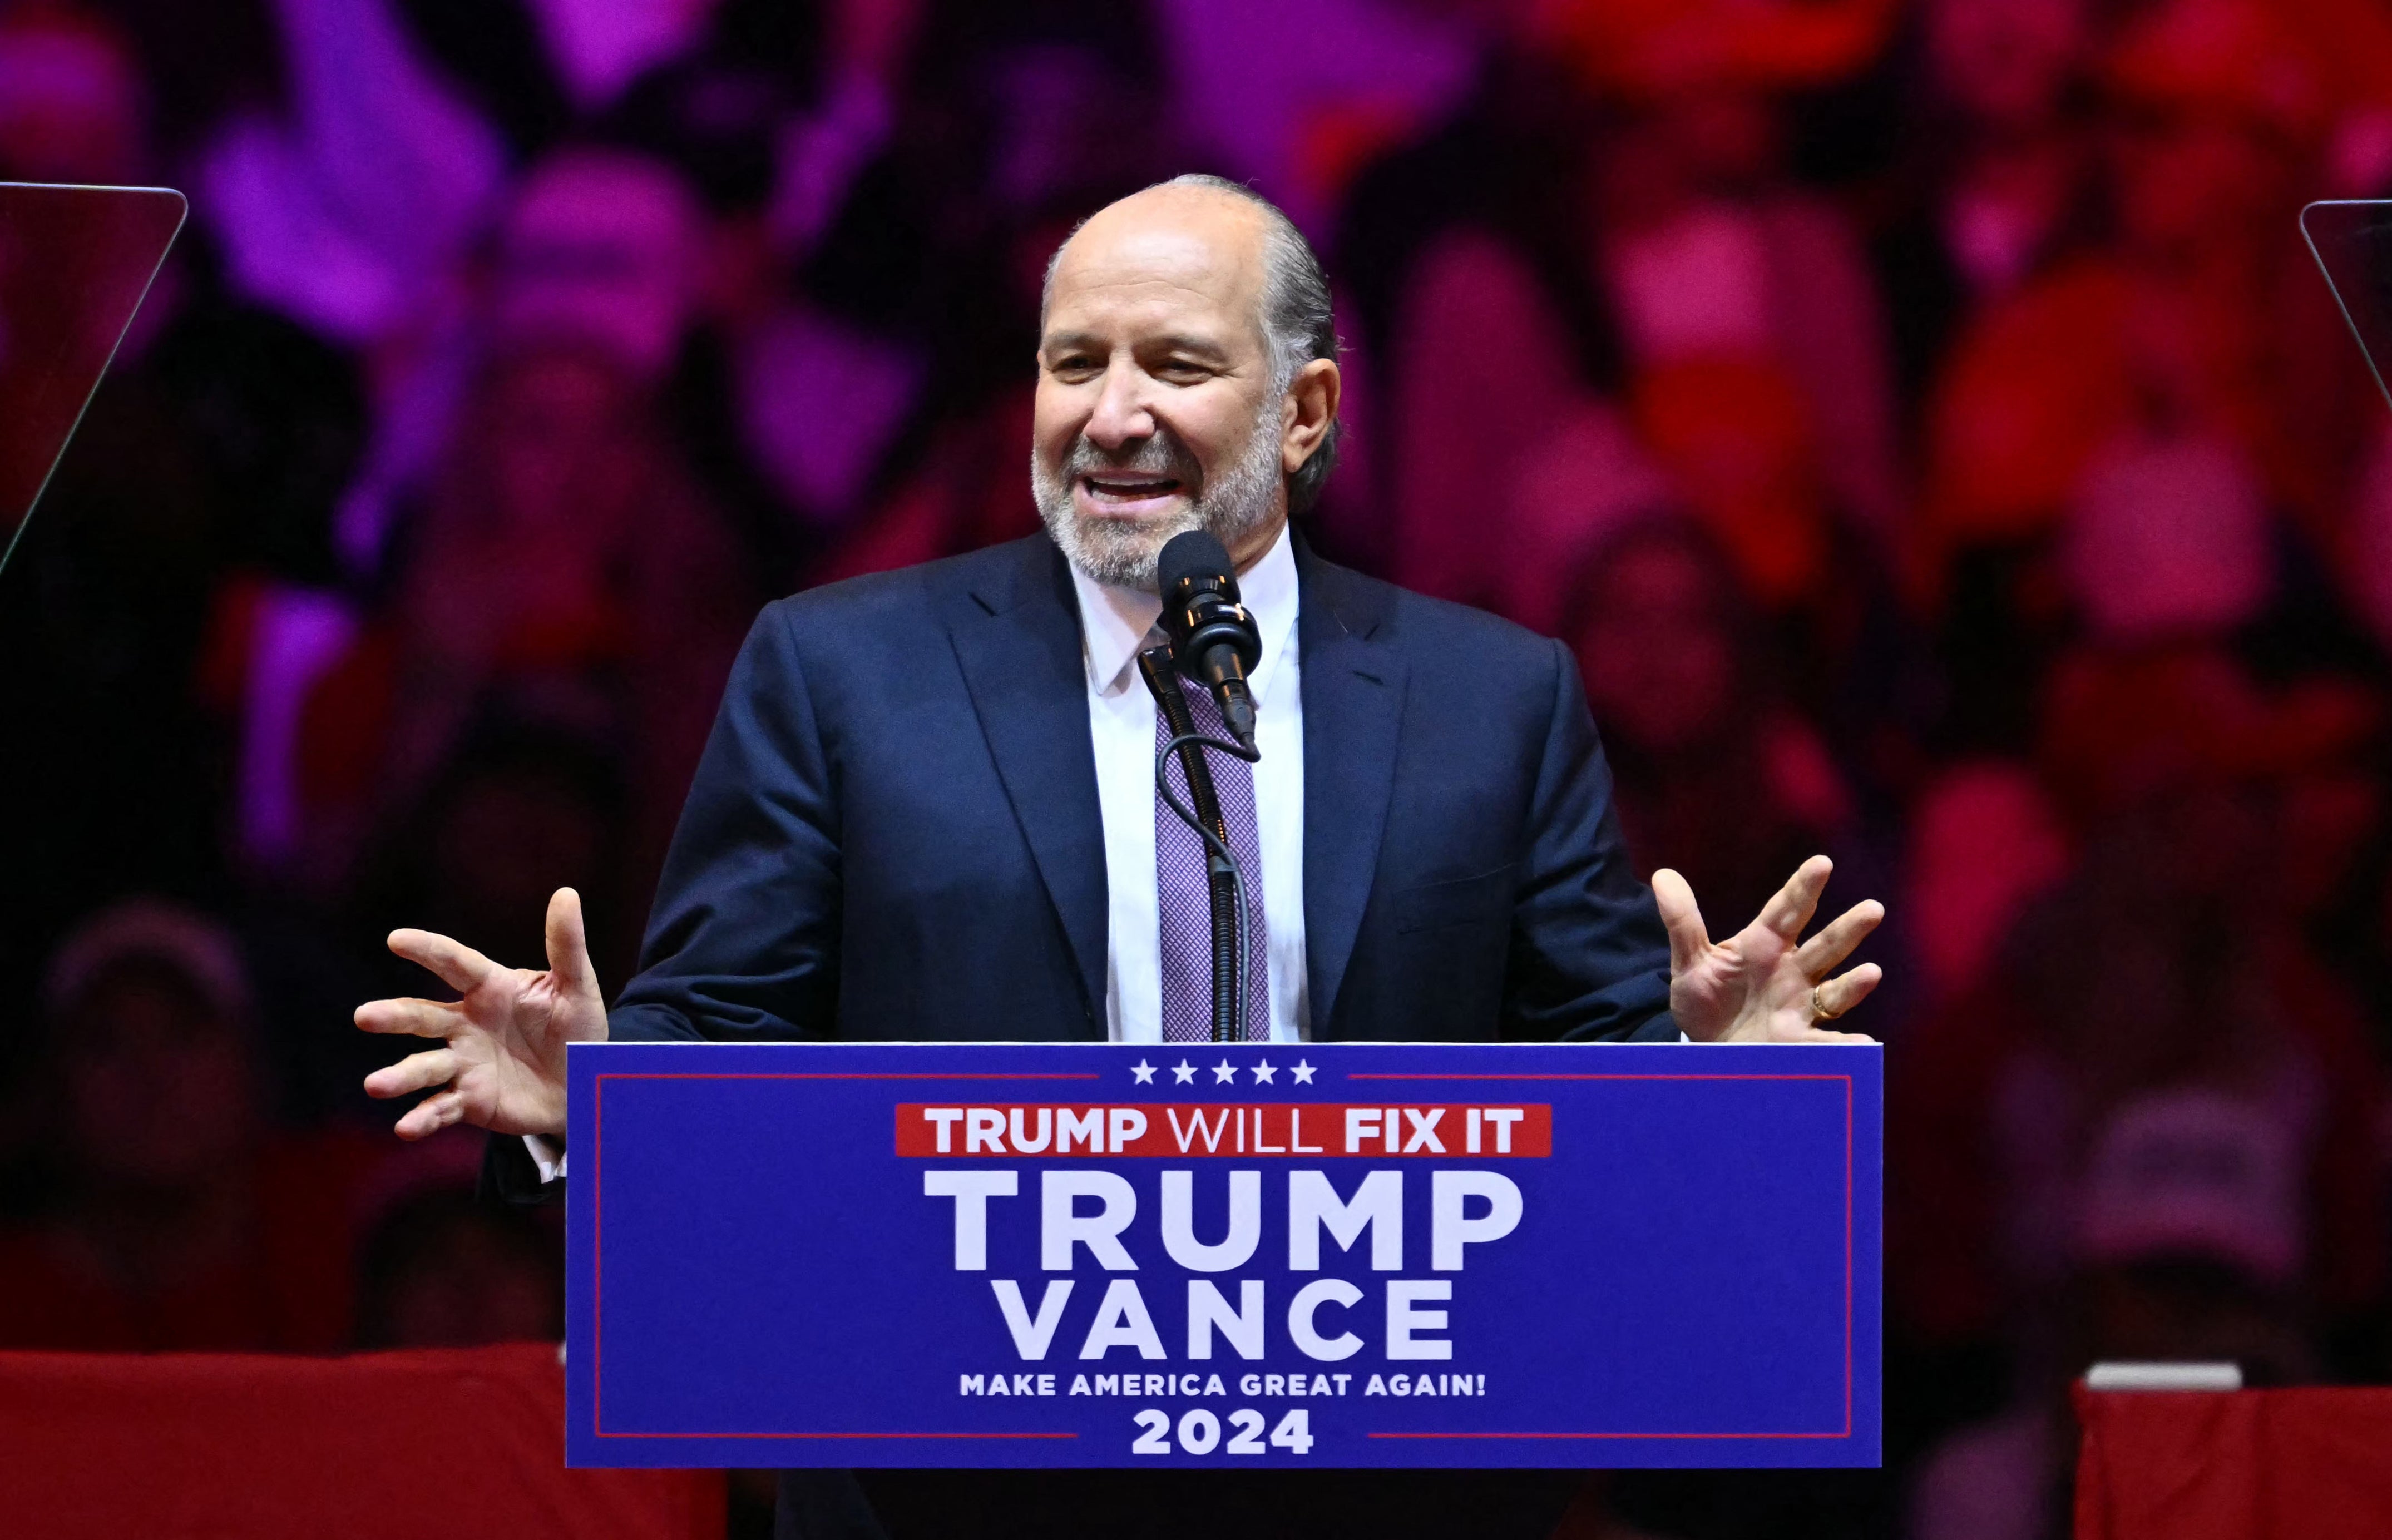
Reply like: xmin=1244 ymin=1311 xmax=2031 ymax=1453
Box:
xmin=0 ymin=182 xmax=184 ymax=580
xmin=2301 ymin=200 xmax=2392 ymax=414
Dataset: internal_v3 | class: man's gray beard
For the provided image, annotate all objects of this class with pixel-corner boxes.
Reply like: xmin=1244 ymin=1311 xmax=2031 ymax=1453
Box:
xmin=1031 ymin=399 xmax=1284 ymax=591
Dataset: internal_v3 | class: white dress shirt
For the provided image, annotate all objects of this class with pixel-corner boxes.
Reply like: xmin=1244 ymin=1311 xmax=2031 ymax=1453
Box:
xmin=1073 ymin=522 xmax=1309 ymax=1043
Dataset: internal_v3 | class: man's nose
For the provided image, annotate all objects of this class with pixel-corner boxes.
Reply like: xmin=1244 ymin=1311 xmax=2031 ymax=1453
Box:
xmin=1082 ymin=362 xmax=1156 ymax=450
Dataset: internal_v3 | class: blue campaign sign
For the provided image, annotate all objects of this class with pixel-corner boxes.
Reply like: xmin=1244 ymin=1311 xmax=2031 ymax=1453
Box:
xmin=565 ymin=1041 xmax=1880 ymax=1469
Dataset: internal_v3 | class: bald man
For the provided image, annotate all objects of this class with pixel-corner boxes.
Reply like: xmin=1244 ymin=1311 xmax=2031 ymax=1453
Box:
xmin=358 ymin=175 xmax=1882 ymax=1538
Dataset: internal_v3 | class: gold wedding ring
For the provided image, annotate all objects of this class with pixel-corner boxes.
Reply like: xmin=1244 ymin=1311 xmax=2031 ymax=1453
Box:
xmin=1811 ymin=984 xmax=1844 ymax=1023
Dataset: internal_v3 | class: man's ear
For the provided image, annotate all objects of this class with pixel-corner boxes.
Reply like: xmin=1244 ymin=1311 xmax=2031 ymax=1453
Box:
xmin=1282 ymin=358 xmax=1341 ymax=471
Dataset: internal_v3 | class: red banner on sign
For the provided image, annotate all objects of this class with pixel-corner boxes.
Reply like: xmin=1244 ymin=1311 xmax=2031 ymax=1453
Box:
xmin=894 ymin=1103 xmax=1553 ymax=1158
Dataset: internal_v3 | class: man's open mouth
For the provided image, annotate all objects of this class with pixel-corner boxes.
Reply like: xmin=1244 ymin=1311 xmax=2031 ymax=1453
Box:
xmin=1079 ymin=474 xmax=1186 ymax=511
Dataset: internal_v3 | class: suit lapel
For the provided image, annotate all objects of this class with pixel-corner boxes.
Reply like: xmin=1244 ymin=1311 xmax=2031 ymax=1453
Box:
xmin=943 ymin=538 xmax=1110 ymax=1023
xmin=1298 ymin=545 xmax=1406 ymax=1037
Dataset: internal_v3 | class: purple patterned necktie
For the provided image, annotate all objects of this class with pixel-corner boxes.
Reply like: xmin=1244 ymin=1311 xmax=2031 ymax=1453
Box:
xmin=1157 ymin=677 xmax=1270 ymax=1042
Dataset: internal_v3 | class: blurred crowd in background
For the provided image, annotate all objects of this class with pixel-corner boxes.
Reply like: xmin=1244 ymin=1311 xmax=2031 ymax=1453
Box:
xmin=3 ymin=0 xmax=2392 ymax=1534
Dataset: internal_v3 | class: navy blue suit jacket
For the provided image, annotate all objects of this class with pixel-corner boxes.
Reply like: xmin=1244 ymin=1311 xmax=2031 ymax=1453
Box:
xmin=605 ymin=532 xmax=1674 ymax=1047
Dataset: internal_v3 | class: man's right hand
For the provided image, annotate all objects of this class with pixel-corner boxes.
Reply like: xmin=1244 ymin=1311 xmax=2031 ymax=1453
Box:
xmin=355 ymin=887 xmax=608 ymax=1139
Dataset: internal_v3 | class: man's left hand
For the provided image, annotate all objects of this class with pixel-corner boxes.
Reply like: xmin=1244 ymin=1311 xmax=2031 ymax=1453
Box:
xmin=1657 ymin=855 xmax=1882 ymax=1043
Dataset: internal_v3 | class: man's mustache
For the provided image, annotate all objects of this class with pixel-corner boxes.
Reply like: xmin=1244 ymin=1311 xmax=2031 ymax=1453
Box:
xmin=1062 ymin=433 xmax=1203 ymax=488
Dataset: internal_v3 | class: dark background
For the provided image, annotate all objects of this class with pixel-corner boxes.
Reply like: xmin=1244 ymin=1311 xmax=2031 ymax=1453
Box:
xmin=4 ymin=0 xmax=2392 ymax=1534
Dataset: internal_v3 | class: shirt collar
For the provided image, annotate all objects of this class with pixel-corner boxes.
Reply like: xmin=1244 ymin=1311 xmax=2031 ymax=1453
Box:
xmin=1071 ymin=520 xmax=1299 ymax=699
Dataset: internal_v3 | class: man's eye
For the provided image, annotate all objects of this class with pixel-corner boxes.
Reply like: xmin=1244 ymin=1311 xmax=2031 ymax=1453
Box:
xmin=1157 ymin=360 xmax=1212 ymax=382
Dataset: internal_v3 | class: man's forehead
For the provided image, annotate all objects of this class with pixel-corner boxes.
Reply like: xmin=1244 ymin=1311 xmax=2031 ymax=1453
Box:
xmin=1046 ymin=190 xmax=1266 ymax=328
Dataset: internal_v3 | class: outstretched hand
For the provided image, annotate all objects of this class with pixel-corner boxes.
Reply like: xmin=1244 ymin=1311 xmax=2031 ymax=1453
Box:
xmin=1658 ymin=855 xmax=1882 ymax=1043
xmin=354 ymin=887 xmax=609 ymax=1138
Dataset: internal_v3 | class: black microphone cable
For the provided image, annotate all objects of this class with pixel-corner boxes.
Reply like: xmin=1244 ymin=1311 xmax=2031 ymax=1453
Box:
xmin=1141 ymin=642 xmax=1262 ymax=1044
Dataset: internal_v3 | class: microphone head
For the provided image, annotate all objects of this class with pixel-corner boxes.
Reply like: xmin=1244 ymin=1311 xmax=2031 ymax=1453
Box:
xmin=1157 ymin=527 xmax=1261 ymax=682
xmin=1157 ymin=529 xmax=1236 ymax=602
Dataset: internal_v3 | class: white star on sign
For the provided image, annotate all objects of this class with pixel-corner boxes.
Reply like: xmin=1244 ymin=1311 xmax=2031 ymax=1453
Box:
xmin=1130 ymin=1059 xmax=1156 ymax=1085
xmin=1249 ymin=1061 xmax=1277 ymax=1085
xmin=1212 ymin=1059 xmax=1239 ymax=1084
xmin=1172 ymin=1059 xmax=1197 ymax=1084
xmin=1291 ymin=1060 xmax=1316 ymax=1085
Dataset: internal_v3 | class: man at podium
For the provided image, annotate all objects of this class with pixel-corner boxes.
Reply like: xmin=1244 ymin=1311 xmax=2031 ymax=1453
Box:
xmin=356 ymin=175 xmax=1883 ymax=1537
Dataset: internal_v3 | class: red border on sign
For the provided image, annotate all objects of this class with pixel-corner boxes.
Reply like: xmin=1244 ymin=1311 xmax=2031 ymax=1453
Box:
xmin=593 ymin=1072 xmax=1091 ymax=1442
xmin=1346 ymin=1071 xmax=1855 ymax=1443
xmin=589 ymin=1069 xmax=1857 ymax=1445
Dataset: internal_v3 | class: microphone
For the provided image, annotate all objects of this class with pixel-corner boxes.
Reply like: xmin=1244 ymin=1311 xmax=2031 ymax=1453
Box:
xmin=1157 ymin=530 xmax=1262 ymax=751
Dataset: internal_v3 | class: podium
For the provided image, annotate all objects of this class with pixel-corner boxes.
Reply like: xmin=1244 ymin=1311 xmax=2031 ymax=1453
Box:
xmin=564 ymin=1040 xmax=1880 ymax=1469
